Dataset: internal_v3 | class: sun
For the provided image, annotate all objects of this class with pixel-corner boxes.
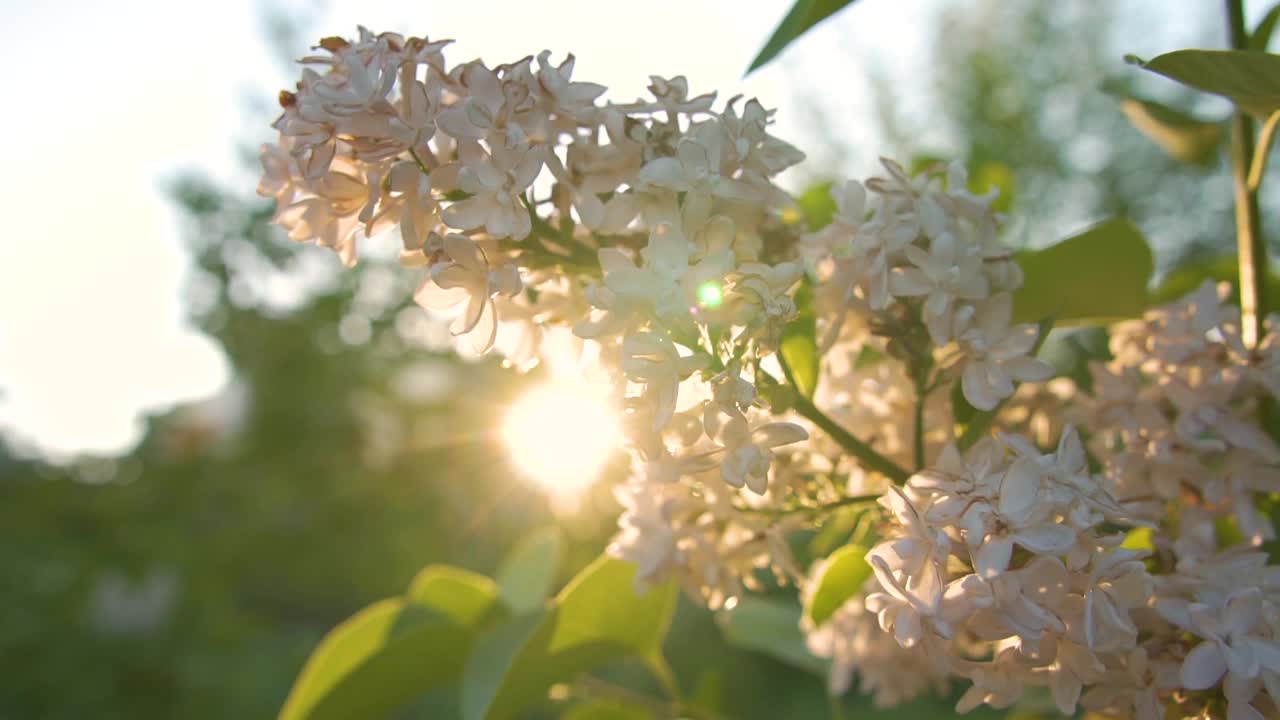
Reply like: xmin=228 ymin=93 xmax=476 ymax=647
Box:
xmin=501 ymin=379 xmax=621 ymax=500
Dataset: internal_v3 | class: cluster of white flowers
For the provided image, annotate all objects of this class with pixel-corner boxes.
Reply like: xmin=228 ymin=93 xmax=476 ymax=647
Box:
xmin=259 ymin=29 xmax=1280 ymax=718
xmin=855 ymin=432 xmax=1153 ymax=715
xmin=802 ymin=290 xmax=1280 ymax=718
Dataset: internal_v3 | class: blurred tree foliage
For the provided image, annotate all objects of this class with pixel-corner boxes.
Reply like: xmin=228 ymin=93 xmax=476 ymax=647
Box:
xmin=875 ymin=0 xmax=1254 ymax=271
xmin=0 ymin=177 xmax=562 ymax=718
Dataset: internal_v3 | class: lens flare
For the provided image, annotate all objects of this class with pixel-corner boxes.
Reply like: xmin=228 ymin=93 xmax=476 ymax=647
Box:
xmin=502 ymin=380 xmax=620 ymax=499
xmin=696 ymin=281 xmax=723 ymax=309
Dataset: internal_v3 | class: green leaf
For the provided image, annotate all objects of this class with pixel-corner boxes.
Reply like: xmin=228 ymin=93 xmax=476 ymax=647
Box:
xmin=747 ymin=0 xmax=860 ymax=73
xmin=690 ymin=669 xmax=725 ymax=717
xmin=779 ymin=281 xmax=819 ymax=398
xmin=970 ymin=161 xmax=1016 ymax=213
xmin=407 ymin=565 xmax=503 ymax=626
xmin=281 ymin=565 xmax=501 ymax=720
xmin=755 ymin=361 xmax=796 ymax=414
xmin=1036 ymin=327 xmax=1112 ymax=393
xmin=1013 ymin=218 xmax=1153 ymax=325
xmin=1121 ymin=526 xmax=1154 ymax=552
xmin=462 ymin=611 xmax=555 ymax=720
xmin=853 ymin=343 xmax=885 ymax=369
xmin=793 ymin=181 xmax=837 ymax=231
xmin=1253 ymin=3 xmax=1280 ymax=52
xmin=804 ymin=544 xmax=872 ymax=627
xmin=463 ymin=557 xmax=678 ymax=720
xmin=1215 ymin=515 xmax=1248 ymax=547
xmin=1119 ymin=96 xmax=1224 ymax=165
xmin=807 ymin=504 xmax=862 ymax=558
xmin=562 ymin=699 xmax=655 ymax=720
xmin=950 ymin=380 xmax=978 ymax=427
xmin=496 ymin=526 xmax=564 ymax=614
xmin=1129 ymin=49 xmax=1280 ymax=116
xmin=1150 ymin=254 xmax=1280 ymax=313
xmin=547 ymin=557 xmax=676 ymax=657
xmin=717 ymin=596 xmax=827 ymax=675
xmin=908 ymin=154 xmax=948 ymax=175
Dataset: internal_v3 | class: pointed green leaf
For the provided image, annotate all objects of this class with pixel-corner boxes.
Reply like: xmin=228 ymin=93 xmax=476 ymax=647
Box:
xmin=807 ymin=504 xmax=862 ymax=558
xmin=718 ymin=596 xmax=826 ymax=675
xmin=1013 ymin=218 xmax=1153 ymax=325
xmin=496 ymin=526 xmax=564 ymax=614
xmin=280 ymin=564 xmax=501 ymax=720
xmin=463 ymin=557 xmax=678 ymax=720
xmin=1253 ymin=3 xmax=1280 ymax=52
xmin=804 ymin=544 xmax=872 ymax=627
xmin=1130 ymin=49 xmax=1280 ymax=116
xmin=1119 ymin=97 xmax=1223 ymax=165
xmin=779 ymin=281 xmax=819 ymax=398
xmin=747 ymin=0 xmax=861 ymax=73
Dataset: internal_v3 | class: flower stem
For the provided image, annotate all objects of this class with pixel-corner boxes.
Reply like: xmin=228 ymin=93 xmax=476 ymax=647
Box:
xmin=789 ymin=392 xmax=911 ymax=484
xmin=913 ymin=381 xmax=926 ymax=472
xmin=1226 ymin=0 xmax=1269 ymax=348
xmin=735 ymin=492 xmax=884 ymax=519
xmin=408 ymin=147 xmax=432 ymax=176
xmin=1247 ymin=111 xmax=1280 ymax=191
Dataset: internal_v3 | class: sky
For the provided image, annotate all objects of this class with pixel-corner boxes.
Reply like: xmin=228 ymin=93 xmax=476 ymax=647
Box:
xmin=0 ymin=0 xmax=1226 ymax=459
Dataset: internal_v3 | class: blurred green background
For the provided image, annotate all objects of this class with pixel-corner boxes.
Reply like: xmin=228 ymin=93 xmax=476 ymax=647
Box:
xmin=0 ymin=0 xmax=1267 ymax=717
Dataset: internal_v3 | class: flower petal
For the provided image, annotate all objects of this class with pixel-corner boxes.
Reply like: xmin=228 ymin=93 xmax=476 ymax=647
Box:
xmin=973 ymin=536 xmax=1012 ymax=578
xmin=998 ymin=457 xmax=1041 ymax=522
xmin=1181 ymin=641 xmax=1228 ymax=690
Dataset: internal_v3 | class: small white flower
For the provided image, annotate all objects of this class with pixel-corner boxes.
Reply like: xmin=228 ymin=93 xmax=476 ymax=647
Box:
xmin=889 ymin=232 xmax=989 ymax=346
xmin=956 ymin=294 xmax=1053 ymax=411
xmin=442 ymin=141 xmax=541 ymax=239
xmin=707 ymin=415 xmax=807 ymax=494
xmin=1180 ymin=589 xmax=1280 ymax=689
xmin=414 ymin=234 xmax=520 ymax=353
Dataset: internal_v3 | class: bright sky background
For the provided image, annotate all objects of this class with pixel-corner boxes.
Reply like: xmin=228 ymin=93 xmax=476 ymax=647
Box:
xmin=0 ymin=0 xmax=1224 ymax=459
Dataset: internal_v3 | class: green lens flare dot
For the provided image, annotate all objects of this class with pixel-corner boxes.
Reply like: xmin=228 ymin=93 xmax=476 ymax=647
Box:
xmin=697 ymin=282 xmax=723 ymax=309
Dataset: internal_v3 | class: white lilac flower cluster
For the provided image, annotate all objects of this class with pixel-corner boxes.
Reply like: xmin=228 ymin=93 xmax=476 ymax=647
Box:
xmin=259 ymin=29 xmax=1280 ymax=718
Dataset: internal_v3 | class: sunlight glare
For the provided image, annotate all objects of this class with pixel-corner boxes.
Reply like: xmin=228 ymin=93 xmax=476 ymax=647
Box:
xmin=502 ymin=380 xmax=620 ymax=498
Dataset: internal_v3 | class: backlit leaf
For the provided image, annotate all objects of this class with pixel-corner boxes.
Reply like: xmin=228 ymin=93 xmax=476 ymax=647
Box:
xmin=1129 ymin=50 xmax=1280 ymax=116
xmin=281 ymin=565 xmax=500 ymax=720
xmin=718 ymin=596 xmax=826 ymax=675
xmin=462 ymin=557 xmax=678 ymax=720
xmin=1013 ymin=218 xmax=1153 ymax=325
xmin=779 ymin=281 xmax=819 ymax=398
xmin=747 ymin=0 xmax=861 ymax=73
xmin=1119 ymin=97 xmax=1223 ymax=165
xmin=495 ymin=526 xmax=564 ymax=614
xmin=804 ymin=545 xmax=872 ymax=627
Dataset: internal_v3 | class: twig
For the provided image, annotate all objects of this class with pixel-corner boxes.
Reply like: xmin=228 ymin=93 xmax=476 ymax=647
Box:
xmin=1247 ymin=110 xmax=1280 ymax=191
xmin=1226 ymin=0 xmax=1269 ymax=348
xmin=789 ymin=391 xmax=911 ymax=484
xmin=733 ymin=492 xmax=884 ymax=519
